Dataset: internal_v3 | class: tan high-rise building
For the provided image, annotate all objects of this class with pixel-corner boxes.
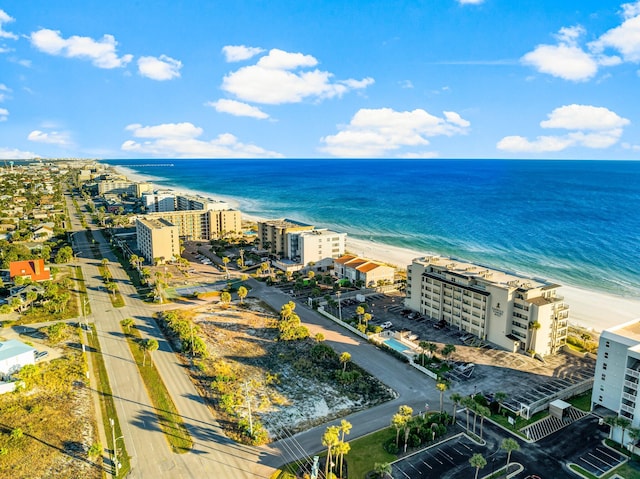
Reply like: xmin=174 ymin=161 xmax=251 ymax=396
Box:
xmin=136 ymin=217 xmax=180 ymax=264
xmin=406 ymin=256 xmax=569 ymax=356
xmin=143 ymin=209 xmax=241 ymax=241
xmin=257 ymin=219 xmax=314 ymax=258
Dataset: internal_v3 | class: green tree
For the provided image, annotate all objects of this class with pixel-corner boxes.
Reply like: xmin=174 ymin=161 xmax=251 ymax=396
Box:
xmin=322 ymin=425 xmax=340 ymax=478
xmin=477 ymin=404 xmax=491 ymax=439
xmin=436 ymin=381 xmax=448 ymax=412
xmin=528 ymin=321 xmax=541 ymax=352
xmin=450 ymin=392 xmax=462 ymax=424
xmin=501 ymin=438 xmax=520 ymax=470
xmin=616 ymin=416 xmax=632 ymax=448
xmin=237 ymin=286 xmax=248 ymax=304
xmin=494 ymin=391 xmax=507 ymax=415
xmin=373 ymin=463 xmax=392 ymax=478
xmin=220 ymin=291 xmax=232 ymax=306
xmin=469 ymin=453 xmax=487 ymax=479
xmin=418 ymin=341 xmax=429 ymax=366
xmin=339 ymin=352 xmax=351 ymax=372
xmin=222 ymin=256 xmax=230 ymax=279
xmin=140 ymin=338 xmax=159 ymax=366
xmin=440 ymin=344 xmax=456 ymax=360
xmin=121 ymin=318 xmax=135 ymax=333
xmin=426 ymin=342 xmax=438 ymax=358
xmin=355 ymin=305 xmax=365 ymax=325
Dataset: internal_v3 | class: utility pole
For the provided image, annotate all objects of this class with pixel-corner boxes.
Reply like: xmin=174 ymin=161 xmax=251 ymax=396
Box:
xmin=244 ymin=382 xmax=253 ymax=437
xmin=109 ymin=418 xmax=116 ymax=477
xmin=190 ymin=321 xmax=194 ymax=357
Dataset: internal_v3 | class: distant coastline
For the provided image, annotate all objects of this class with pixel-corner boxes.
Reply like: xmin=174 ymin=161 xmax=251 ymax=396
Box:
xmin=104 ymin=159 xmax=640 ymax=332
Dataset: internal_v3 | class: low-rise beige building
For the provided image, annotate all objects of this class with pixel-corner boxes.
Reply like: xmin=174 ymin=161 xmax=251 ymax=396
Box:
xmin=405 ymin=256 xmax=569 ymax=356
xmin=334 ymin=254 xmax=395 ymax=287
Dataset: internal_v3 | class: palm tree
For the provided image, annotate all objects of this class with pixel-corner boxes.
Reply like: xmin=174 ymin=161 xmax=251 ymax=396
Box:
xmin=528 ymin=321 xmax=541 ymax=352
xmin=340 ymin=352 xmax=351 ymax=372
xmin=391 ymin=413 xmax=407 ymax=447
xmin=322 ymin=425 xmax=340 ymax=478
xmin=469 ymin=453 xmax=487 ymax=479
xmin=494 ymin=391 xmax=507 ymax=415
xmin=373 ymin=462 xmax=392 ymax=478
xmin=355 ymin=306 xmax=365 ymax=325
xmin=222 ymin=256 xmax=230 ymax=279
xmin=334 ymin=440 xmax=350 ymax=478
xmin=363 ymin=313 xmax=372 ymax=328
xmin=237 ymin=285 xmax=248 ymax=304
xmin=627 ymin=427 xmax=640 ymax=452
xmin=140 ymin=338 xmax=159 ymax=366
xmin=616 ymin=416 xmax=632 ymax=449
xmin=441 ymin=344 xmax=456 ymax=361
xmin=603 ymin=415 xmax=618 ymax=440
xmin=501 ymin=438 xmax=520 ymax=470
xmin=436 ymin=381 xmax=448 ymax=412
xmin=339 ymin=419 xmax=352 ymax=442
xmin=121 ymin=318 xmax=135 ymax=334
xmin=450 ymin=392 xmax=462 ymax=424
xmin=418 ymin=341 xmax=429 ymax=366
xmin=426 ymin=342 xmax=438 ymax=358
xmin=477 ymin=404 xmax=491 ymax=439
xmin=220 ymin=291 xmax=232 ymax=307
xmin=461 ymin=396 xmax=474 ymax=432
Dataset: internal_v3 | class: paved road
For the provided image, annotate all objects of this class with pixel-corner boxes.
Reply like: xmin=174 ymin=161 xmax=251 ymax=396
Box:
xmin=68 ymin=195 xmax=278 ymax=478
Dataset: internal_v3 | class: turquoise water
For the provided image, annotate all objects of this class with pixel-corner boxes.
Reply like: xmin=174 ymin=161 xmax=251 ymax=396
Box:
xmin=103 ymin=159 xmax=640 ymax=298
xmin=384 ymin=338 xmax=411 ymax=353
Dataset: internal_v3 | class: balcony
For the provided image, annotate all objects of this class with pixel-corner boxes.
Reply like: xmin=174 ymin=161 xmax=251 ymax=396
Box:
xmin=621 ymin=403 xmax=635 ymax=414
xmin=624 ymin=380 xmax=638 ymax=390
xmin=627 ymin=368 xmax=640 ymax=378
xmin=623 ymin=392 xmax=637 ymax=403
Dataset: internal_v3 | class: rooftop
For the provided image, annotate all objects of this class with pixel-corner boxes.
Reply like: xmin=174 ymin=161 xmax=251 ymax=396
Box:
xmin=0 ymin=339 xmax=36 ymax=362
xmin=413 ymin=255 xmax=557 ymax=291
xmin=608 ymin=319 xmax=640 ymax=343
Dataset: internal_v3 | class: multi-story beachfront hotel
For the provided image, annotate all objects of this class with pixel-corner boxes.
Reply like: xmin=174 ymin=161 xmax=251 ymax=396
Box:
xmin=591 ymin=319 xmax=640 ymax=448
xmin=405 ymin=256 xmax=569 ymax=356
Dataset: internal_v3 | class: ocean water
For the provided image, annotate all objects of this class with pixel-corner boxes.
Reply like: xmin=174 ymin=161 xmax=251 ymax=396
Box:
xmin=103 ymin=159 xmax=640 ymax=299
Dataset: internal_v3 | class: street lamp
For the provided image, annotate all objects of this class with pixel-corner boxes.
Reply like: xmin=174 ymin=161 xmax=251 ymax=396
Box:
xmin=336 ymin=291 xmax=342 ymax=321
xmin=109 ymin=418 xmax=124 ymax=477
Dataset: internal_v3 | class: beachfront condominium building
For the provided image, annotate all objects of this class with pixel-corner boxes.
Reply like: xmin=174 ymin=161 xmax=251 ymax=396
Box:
xmin=136 ymin=217 xmax=181 ymax=264
xmin=175 ymin=194 xmax=230 ymax=212
xmin=143 ymin=190 xmax=176 ymax=213
xmin=405 ymin=256 xmax=569 ymax=356
xmin=143 ymin=209 xmax=241 ymax=242
xmin=591 ymin=319 xmax=640 ymax=447
xmin=334 ymin=254 xmax=395 ymax=287
xmin=257 ymin=219 xmax=315 ymax=258
xmin=287 ymin=229 xmax=347 ymax=266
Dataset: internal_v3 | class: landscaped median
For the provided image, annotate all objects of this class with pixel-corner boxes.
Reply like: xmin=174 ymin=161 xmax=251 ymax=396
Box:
xmin=85 ymin=323 xmax=131 ymax=478
xmin=119 ymin=319 xmax=193 ymax=453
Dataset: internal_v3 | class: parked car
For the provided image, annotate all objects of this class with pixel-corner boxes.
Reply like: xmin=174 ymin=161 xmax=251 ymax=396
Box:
xmin=35 ymin=350 xmax=49 ymax=361
xmin=381 ymin=321 xmax=393 ymax=330
xmin=433 ymin=319 xmax=446 ymax=329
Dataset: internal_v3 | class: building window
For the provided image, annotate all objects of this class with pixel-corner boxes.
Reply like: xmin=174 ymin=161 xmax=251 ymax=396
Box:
xmin=600 ymin=385 xmax=604 ymax=391
xmin=604 ymin=352 xmax=608 ymax=359
xmin=599 ymin=396 xmax=603 ymax=402
xmin=602 ymin=363 xmax=607 ymax=370
xmin=605 ymin=341 xmax=610 ymax=348
xmin=601 ymin=374 xmax=606 ymax=381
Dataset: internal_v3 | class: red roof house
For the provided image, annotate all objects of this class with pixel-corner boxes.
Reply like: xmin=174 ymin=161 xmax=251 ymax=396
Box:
xmin=9 ymin=259 xmax=51 ymax=282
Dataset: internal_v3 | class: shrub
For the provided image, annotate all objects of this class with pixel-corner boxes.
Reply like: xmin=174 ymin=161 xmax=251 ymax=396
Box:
xmin=384 ymin=440 xmax=399 ymax=455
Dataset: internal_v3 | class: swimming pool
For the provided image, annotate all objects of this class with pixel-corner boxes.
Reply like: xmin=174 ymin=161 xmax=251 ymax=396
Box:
xmin=384 ymin=338 xmax=410 ymax=353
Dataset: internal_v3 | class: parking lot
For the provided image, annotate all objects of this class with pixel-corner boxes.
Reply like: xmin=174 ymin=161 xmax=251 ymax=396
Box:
xmin=331 ymin=291 xmax=596 ymax=401
xmin=573 ymin=444 xmax=626 ymax=477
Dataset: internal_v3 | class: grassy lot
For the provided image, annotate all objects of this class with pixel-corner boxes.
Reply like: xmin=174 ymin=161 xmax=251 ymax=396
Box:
xmin=121 ymin=322 xmax=193 ymax=453
xmin=567 ymin=390 xmax=592 ymax=411
xmin=86 ymin=323 xmax=131 ymax=478
xmin=0 ymin=333 xmax=102 ymax=479
xmin=347 ymin=427 xmax=396 ymax=478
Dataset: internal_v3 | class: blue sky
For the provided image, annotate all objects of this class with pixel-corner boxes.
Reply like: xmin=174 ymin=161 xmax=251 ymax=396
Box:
xmin=1 ymin=0 xmax=639 ymax=159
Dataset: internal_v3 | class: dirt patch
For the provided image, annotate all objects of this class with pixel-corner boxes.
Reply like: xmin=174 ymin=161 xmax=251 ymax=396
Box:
xmin=170 ymin=299 xmax=396 ymax=441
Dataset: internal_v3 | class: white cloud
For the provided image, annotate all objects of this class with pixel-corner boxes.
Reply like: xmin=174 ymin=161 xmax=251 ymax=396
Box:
xmin=137 ymin=55 xmax=182 ymax=80
xmin=29 ymin=28 xmax=133 ymax=68
xmin=457 ymin=0 xmax=484 ymax=4
xmin=0 ymin=9 xmax=17 ymax=40
xmin=0 ymin=107 xmax=8 ymax=121
xmin=399 ymin=80 xmax=414 ymax=89
xmin=0 ymin=83 xmax=9 ymax=102
xmin=622 ymin=142 xmax=640 ymax=151
xmin=521 ymin=41 xmax=598 ymax=81
xmin=320 ymin=107 xmax=470 ymax=157
xmin=524 ymin=4 xmax=640 ymax=81
xmin=27 ymin=129 xmax=72 ymax=146
xmin=497 ymin=104 xmax=629 ymax=152
xmin=540 ymin=104 xmax=630 ymax=130
xmin=122 ymin=122 xmax=282 ymax=158
xmin=221 ymin=48 xmax=374 ymax=104
xmin=222 ymin=45 xmax=265 ymax=62
xmin=206 ymin=99 xmax=269 ymax=119
xmin=590 ymin=8 xmax=640 ymax=62
xmin=0 ymin=147 xmax=38 ymax=159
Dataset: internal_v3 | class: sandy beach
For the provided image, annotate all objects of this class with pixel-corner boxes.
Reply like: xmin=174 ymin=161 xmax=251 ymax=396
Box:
xmin=113 ymin=164 xmax=640 ymax=333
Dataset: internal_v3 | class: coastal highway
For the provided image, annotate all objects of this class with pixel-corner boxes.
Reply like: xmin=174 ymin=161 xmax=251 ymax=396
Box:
xmin=68 ymin=194 xmax=278 ymax=478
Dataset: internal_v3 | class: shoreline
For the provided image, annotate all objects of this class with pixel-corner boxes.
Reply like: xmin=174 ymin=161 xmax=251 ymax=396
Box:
xmin=109 ymin=162 xmax=640 ymax=332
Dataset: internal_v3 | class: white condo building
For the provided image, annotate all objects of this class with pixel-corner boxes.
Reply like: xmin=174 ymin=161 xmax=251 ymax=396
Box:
xmin=591 ymin=319 xmax=640 ymax=447
xmin=143 ymin=190 xmax=176 ymax=212
xmin=406 ymin=256 xmax=569 ymax=356
xmin=287 ymin=229 xmax=347 ymax=266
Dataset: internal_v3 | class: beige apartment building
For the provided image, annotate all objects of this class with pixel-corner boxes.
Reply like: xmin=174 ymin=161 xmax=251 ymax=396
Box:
xmin=406 ymin=256 xmax=569 ymax=356
xmin=136 ymin=217 xmax=180 ymax=263
xmin=143 ymin=209 xmax=241 ymax=241
xmin=257 ymin=219 xmax=314 ymax=258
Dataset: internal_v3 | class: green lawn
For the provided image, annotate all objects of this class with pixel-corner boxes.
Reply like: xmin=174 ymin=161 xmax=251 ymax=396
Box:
xmin=347 ymin=428 xmax=397 ymax=478
xmin=121 ymin=323 xmax=193 ymax=453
